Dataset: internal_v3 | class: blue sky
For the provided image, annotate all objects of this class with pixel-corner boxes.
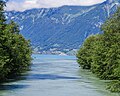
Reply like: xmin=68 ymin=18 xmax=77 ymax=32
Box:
xmin=6 ymin=0 xmax=106 ymax=11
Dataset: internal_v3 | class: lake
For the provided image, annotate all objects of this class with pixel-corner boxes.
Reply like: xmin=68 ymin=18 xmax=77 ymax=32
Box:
xmin=0 ymin=54 xmax=119 ymax=96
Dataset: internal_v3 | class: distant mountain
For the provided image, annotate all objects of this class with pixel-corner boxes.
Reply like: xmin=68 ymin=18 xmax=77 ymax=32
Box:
xmin=6 ymin=0 xmax=120 ymax=55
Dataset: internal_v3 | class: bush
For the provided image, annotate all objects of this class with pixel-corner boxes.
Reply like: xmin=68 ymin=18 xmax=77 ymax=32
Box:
xmin=0 ymin=1 xmax=32 ymax=81
xmin=77 ymin=7 xmax=120 ymax=92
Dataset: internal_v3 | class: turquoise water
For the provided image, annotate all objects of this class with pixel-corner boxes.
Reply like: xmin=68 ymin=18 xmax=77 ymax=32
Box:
xmin=0 ymin=54 xmax=119 ymax=96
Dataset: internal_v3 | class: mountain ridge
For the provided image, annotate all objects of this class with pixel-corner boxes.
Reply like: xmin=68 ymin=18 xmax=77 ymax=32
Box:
xmin=6 ymin=0 xmax=120 ymax=55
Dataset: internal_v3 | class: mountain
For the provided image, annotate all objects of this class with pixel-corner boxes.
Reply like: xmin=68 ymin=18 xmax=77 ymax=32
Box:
xmin=6 ymin=0 xmax=120 ymax=55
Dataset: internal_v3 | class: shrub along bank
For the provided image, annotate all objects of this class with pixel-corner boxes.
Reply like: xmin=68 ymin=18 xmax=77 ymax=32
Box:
xmin=0 ymin=1 xmax=32 ymax=82
xmin=77 ymin=8 xmax=120 ymax=92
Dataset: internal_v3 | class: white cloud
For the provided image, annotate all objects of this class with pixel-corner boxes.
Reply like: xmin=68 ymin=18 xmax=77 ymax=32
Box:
xmin=6 ymin=0 xmax=106 ymax=11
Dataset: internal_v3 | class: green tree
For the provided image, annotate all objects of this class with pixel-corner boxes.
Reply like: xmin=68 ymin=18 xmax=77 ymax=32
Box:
xmin=77 ymin=35 xmax=97 ymax=69
xmin=77 ymin=7 xmax=120 ymax=92
xmin=0 ymin=1 xmax=32 ymax=81
xmin=101 ymin=9 xmax=120 ymax=80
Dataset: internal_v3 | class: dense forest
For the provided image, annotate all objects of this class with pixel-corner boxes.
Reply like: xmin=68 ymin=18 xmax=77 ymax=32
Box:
xmin=0 ymin=1 xmax=32 ymax=82
xmin=77 ymin=8 xmax=120 ymax=92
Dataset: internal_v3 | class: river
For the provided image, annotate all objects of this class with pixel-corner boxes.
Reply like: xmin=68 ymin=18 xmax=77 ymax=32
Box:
xmin=0 ymin=54 xmax=119 ymax=96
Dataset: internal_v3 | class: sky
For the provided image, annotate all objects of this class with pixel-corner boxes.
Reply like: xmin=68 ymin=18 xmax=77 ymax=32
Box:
xmin=6 ymin=0 xmax=106 ymax=11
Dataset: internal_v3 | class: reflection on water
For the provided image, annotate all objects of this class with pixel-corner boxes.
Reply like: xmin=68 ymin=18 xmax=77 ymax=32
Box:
xmin=78 ymin=69 xmax=120 ymax=96
xmin=27 ymin=74 xmax=80 ymax=80
xmin=0 ymin=84 xmax=29 ymax=91
xmin=0 ymin=54 xmax=119 ymax=96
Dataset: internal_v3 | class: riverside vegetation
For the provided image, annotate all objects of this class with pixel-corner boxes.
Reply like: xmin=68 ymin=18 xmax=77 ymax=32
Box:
xmin=0 ymin=1 xmax=32 ymax=82
xmin=77 ymin=8 xmax=120 ymax=92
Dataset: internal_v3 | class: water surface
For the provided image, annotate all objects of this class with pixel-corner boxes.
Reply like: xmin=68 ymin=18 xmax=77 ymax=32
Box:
xmin=0 ymin=54 xmax=119 ymax=96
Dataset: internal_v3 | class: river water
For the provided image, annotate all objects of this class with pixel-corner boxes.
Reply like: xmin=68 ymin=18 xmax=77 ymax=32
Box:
xmin=0 ymin=54 xmax=119 ymax=96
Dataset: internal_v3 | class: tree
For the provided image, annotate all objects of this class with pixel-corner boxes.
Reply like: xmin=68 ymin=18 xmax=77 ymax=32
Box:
xmin=0 ymin=1 xmax=32 ymax=81
xmin=77 ymin=35 xmax=97 ymax=69
xmin=77 ymin=7 xmax=120 ymax=92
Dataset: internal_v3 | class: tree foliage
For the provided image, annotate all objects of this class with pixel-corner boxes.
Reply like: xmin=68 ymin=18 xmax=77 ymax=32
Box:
xmin=77 ymin=7 xmax=120 ymax=92
xmin=0 ymin=1 xmax=32 ymax=81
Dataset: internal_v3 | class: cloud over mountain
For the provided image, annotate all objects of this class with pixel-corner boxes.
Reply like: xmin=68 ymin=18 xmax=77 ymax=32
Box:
xmin=6 ymin=0 xmax=106 ymax=11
